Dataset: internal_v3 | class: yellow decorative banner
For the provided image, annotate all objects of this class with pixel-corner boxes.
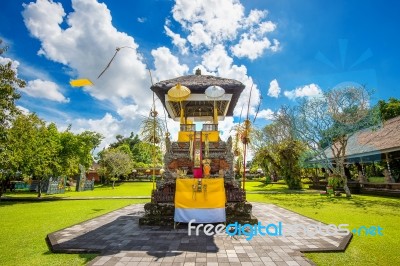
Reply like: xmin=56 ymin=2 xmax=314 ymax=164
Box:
xmin=175 ymin=178 xmax=225 ymax=209
xmin=69 ymin=79 xmax=93 ymax=87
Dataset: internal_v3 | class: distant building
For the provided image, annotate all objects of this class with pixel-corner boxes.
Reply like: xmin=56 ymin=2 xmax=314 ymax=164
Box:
xmin=86 ymin=162 xmax=100 ymax=182
xmin=311 ymin=115 xmax=400 ymax=181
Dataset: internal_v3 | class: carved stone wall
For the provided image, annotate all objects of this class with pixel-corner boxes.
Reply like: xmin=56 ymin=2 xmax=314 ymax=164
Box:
xmin=164 ymin=138 xmax=234 ymax=178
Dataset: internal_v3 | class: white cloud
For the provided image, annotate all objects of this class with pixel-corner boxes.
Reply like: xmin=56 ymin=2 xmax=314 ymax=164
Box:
xmin=218 ymin=116 xmax=236 ymax=141
xmin=164 ymin=25 xmax=189 ymax=55
xmin=231 ymin=34 xmax=271 ymax=60
xmin=22 ymin=0 xmax=151 ymax=109
xmin=151 ymin=47 xmax=189 ymax=82
xmin=257 ymin=21 xmax=277 ymax=34
xmin=17 ymin=105 xmax=30 ymax=115
xmin=187 ymin=23 xmax=213 ymax=47
xmin=170 ymin=0 xmax=278 ymax=60
xmin=243 ymin=9 xmax=267 ymax=27
xmin=21 ymin=79 xmax=70 ymax=103
xmin=137 ymin=17 xmax=146 ymax=23
xmin=270 ymin=39 xmax=280 ymax=52
xmin=1 ymin=56 xmax=70 ymax=103
xmin=257 ymin=109 xmax=274 ymax=120
xmin=0 ymin=56 xmax=20 ymax=73
xmin=199 ymin=45 xmax=261 ymax=118
xmin=267 ymin=79 xmax=280 ymax=98
xmin=172 ymin=0 xmax=244 ymax=47
xmin=117 ymin=104 xmax=139 ymax=120
xmin=201 ymin=44 xmax=233 ymax=72
xmin=284 ymin=83 xmax=323 ymax=100
xmin=74 ymin=113 xmax=123 ymax=150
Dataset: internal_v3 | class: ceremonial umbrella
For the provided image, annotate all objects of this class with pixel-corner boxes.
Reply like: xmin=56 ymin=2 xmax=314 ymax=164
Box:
xmin=205 ymin=85 xmax=225 ymax=124
xmin=167 ymin=83 xmax=191 ymax=123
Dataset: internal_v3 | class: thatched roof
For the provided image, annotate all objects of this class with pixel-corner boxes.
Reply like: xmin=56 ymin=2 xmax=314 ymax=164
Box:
xmin=323 ymin=115 xmax=400 ymax=162
xmin=150 ymin=72 xmax=245 ymax=117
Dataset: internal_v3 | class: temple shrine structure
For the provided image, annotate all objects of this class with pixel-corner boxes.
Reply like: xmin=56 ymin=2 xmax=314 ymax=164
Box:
xmin=139 ymin=69 xmax=257 ymax=226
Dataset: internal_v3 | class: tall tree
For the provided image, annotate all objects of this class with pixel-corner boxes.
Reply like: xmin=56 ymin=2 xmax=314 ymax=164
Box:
xmin=98 ymin=148 xmax=133 ymax=188
xmin=7 ymin=114 xmax=61 ymax=197
xmin=0 ymin=40 xmax=25 ymax=196
xmin=253 ymin=120 xmax=305 ymax=189
xmin=280 ymin=85 xmax=379 ymax=197
xmin=59 ymin=130 xmax=103 ymax=176
xmin=378 ymin=98 xmax=400 ymax=121
xmin=109 ymin=132 xmax=140 ymax=152
xmin=77 ymin=131 xmax=103 ymax=167
xmin=107 ymin=132 xmax=163 ymax=168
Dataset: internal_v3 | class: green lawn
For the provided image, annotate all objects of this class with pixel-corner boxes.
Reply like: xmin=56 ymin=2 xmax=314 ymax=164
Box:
xmin=247 ymin=188 xmax=400 ymax=266
xmin=1 ymin=181 xmax=399 ymax=266
xmin=0 ymin=199 xmax=147 ymax=266
xmin=3 ymin=182 xmax=154 ymax=198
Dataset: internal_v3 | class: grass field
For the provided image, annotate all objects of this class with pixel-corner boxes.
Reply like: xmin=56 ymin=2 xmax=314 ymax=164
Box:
xmin=247 ymin=188 xmax=400 ymax=266
xmin=0 ymin=199 xmax=147 ymax=266
xmin=1 ymin=181 xmax=399 ymax=266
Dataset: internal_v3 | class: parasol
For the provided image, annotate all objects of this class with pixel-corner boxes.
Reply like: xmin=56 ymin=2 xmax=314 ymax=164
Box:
xmin=167 ymin=83 xmax=191 ymax=101
xmin=205 ymin=85 xmax=225 ymax=99
xmin=205 ymin=85 xmax=225 ymax=124
xmin=167 ymin=83 xmax=191 ymax=123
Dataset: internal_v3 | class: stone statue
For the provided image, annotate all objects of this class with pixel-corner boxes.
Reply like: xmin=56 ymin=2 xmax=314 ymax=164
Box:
xmin=383 ymin=169 xmax=394 ymax=183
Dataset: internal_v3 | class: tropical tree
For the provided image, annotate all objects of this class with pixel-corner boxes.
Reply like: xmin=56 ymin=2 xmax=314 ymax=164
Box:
xmin=59 ymin=129 xmax=103 ymax=176
xmin=98 ymin=148 xmax=133 ymax=188
xmin=252 ymin=120 xmax=306 ymax=189
xmin=278 ymin=85 xmax=380 ymax=197
xmin=0 ymin=40 xmax=24 ymax=195
xmin=6 ymin=114 xmax=61 ymax=197
xmin=106 ymin=133 xmax=162 ymax=168
xmin=378 ymin=97 xmax=400 ymax=121
xmin=109 ymin=132 xmax=140 ymax=151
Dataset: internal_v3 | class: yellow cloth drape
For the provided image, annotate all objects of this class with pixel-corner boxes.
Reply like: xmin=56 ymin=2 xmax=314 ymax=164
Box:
xmin=175 ymin=178 xmax=225 ymax=209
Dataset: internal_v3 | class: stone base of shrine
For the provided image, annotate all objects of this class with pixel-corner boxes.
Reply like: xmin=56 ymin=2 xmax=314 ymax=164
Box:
xmin=138 ymin=201 xmax=257 ymax=226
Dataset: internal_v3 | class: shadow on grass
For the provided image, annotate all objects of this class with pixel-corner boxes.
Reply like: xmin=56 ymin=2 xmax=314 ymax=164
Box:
xmin=253 ymin=183 xmax=287 ymax=190
xmin=42 ymin=250 xmax=97 ymax=264
xmin=91 ymin=208 xmax=105 ymax=212
xmin=246 ymin=182 xmax=314 ymax=195
xmin=0 ymin=200 xmax=35 ymax=207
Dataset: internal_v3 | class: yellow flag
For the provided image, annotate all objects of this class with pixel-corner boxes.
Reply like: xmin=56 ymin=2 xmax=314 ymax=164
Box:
xmin=69 ymin=79 xmax=93 ymax=87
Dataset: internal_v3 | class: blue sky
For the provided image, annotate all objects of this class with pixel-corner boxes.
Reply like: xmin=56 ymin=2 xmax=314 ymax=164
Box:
xmin=1 ymin=0 xmax=399 ymax=148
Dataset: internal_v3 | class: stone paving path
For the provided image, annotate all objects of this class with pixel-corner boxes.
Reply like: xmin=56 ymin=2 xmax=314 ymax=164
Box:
xmin=47 ymin=203 xmax=352 ymax=265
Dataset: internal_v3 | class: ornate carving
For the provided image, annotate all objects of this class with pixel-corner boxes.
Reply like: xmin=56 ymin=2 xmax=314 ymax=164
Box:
xmin=165 ymin=136 xmax=171 ymax=153
xmin=152 ymin=181 xmax=175 ymax=203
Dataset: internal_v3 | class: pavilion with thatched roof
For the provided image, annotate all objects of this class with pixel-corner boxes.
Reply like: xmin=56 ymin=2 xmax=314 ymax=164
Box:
xmin=151 ymin=69 xmax=245 ymax=122
xmin=315 ymin=115 xmax=400 ymax=182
